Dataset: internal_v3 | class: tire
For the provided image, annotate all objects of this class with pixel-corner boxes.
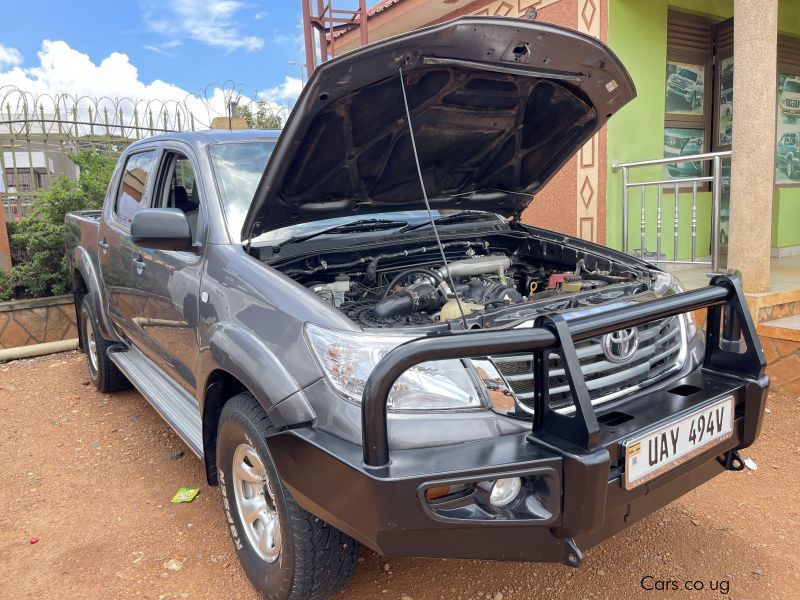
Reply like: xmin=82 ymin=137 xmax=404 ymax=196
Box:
xmin=788 ymin=157 xmax=796 ymax=179
xmin=217 ymin=393 xmax=359 ymax=600
xmin=79 ymin=295 xmax=129 ymax=392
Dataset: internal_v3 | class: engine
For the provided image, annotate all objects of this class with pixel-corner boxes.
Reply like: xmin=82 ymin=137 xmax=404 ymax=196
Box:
xmin=303 ymin=250 xmax=641 ymax=329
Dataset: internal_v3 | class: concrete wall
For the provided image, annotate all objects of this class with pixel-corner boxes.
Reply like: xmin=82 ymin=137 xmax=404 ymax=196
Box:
xmin=0 ymin=295 xmax=78 ymax=349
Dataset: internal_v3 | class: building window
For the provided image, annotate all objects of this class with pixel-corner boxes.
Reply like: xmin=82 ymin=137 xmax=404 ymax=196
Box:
xmin=664 ymin=11 xmax=715 ymax=180
xmin=775 ymin=34 xmax=800 ymax=186
xmin=4 ymin=170 xmax=33 ymax=192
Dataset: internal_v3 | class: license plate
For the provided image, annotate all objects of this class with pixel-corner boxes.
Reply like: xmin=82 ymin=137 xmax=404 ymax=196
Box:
xmin=623 ymin=396 xmax=734 ymax=490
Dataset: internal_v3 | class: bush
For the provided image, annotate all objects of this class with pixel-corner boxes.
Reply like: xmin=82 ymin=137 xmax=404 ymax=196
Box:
xmin=235 ymin=100 xmax=284 ymax=129
xmin=0 ymin=150 xmax=116 ymax=301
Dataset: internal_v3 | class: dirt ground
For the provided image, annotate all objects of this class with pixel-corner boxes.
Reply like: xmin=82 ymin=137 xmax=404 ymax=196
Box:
xmin=1 ymin=351 xmax=798 ymax=600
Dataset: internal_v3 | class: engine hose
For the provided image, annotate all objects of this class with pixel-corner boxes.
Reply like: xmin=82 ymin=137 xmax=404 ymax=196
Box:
xmin=282 ymin=241 xmax=485 ymax=277
xmin=584 ymin=272 xmax=632 ymax=283
xmin=381 ymin=267 xmax=445 ymax=300
xmin=484 ymin=299 xmax=511 ymax=308
xmin=365 ymin=259 xmax=378 ymax=287
xmin=575 ymin=258 xmax=634 ymax=283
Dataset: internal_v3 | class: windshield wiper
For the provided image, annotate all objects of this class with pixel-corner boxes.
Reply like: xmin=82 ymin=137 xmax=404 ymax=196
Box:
xmin=396 ymin=210 xmax=494 ymax=233
xmin=272 ymin=218 xmax=408 ymax=251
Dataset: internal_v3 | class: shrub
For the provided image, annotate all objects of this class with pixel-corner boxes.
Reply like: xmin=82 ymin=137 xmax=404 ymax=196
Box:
xmin=0 ymin=150 xmax=116 ymax=301
xmin=235 ymin=100 xmax=284 ymax=129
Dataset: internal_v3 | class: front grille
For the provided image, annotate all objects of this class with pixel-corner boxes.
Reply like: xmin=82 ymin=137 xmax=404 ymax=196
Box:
xmin=786 ymin=97 xmax=800 ymax=108
xmin=492 ymin=316 xmax=685 ymax=412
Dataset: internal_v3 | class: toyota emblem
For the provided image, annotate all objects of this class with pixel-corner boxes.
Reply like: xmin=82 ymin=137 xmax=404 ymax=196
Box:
xmin=602 ymin=327 xmax=639 ymax=363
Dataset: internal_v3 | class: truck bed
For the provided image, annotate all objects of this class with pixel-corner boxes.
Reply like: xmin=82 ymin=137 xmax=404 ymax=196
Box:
xmin=65 ymin=210 xmax=102 ymax=289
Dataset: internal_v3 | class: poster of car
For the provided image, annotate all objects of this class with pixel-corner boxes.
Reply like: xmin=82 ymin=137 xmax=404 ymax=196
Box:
xmin=718 ymin=57 xmax=733 ymax=146
xmin=665 ymin=61 xmax=704 ymax=115
xmin=776 ymin=73 xmax=800 ymax=183
xmin=664 ymin=128 xmax=704 ymax=180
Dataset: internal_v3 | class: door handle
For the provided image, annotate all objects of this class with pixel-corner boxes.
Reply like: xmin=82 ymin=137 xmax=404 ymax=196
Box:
xmin=132 ymin=255 xmax=146 ymax=273
xmin=99 ymin=239 xmax=110 ymax=253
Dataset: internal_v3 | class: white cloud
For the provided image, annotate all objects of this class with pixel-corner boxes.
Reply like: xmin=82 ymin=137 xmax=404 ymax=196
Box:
xmin=260 ymin=76 xmax=303 ymax=103
xmin=1 ymin=40 xmax=185 ymax=101
xmin=0 ymin=44 xmax=23 ymax=69
xmin=144 ymin=39 xmax=183 ymax=57
xmin=0 ymin=40 xmax=298 ymax=129
xmin=143 ymin=44 xmax=175 ymax=57
xmin=143 ymin=0 xmax=264 ymax=53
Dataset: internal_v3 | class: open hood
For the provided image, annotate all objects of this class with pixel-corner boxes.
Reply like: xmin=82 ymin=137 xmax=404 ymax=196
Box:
xmin=243 ymin=16 xmax=635 ymax=240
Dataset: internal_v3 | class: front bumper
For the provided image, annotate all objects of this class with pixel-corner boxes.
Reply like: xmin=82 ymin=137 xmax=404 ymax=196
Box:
xmin=268 ymin=275 xmax=769 ymax=563
xmin=780 ymin=103 xmax=800 ymax=117
xmin=268 ymin=371 xmax=766 ymax=562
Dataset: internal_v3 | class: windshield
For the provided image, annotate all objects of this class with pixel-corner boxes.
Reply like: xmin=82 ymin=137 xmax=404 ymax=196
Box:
xmin=209 ymin=141 xmax=503 ymax=244
xmin=254 ymin=210 xmax=502 ymax=244
xmin=785 ymin=80 xmax=800 ymax=93
xmin=209 ymin=141 xmax=277 ymax=242
xmin=677 ymin=68 xmax=698 ymax=82
xmin=208 ymin=142 xmax=502 ymax=244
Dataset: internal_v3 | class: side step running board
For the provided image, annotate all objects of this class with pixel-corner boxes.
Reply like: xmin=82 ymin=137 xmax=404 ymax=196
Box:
xmin=109 ymin=345 xmax=204 ymax=458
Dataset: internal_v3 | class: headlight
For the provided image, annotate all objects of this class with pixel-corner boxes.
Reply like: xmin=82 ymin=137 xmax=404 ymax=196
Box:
xmin=650 ymin=269 xmax=685 ymax=295
xmin=650 ymin=270 xmax=696 ymax=338
xmin=304 ymin=324 xmax=484 ymax=411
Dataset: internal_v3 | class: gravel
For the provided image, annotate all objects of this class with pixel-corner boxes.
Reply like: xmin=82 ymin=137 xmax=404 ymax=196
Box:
xmin=1 ymin=351 xmax=798 ymax=599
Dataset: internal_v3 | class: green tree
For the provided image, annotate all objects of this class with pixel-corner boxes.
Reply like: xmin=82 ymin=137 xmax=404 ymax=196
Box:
xmin=0 ymin=150 xmax=117 ymax=300
xmin=235 ymin=100 xmax=285 ymax=129
xmin=71 ymin=149 xmax=117 ymax=207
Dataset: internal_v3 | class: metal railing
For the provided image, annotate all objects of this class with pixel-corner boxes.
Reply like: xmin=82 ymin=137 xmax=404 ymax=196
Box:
xmin=613 ymin=150 xmax=730 ymax=271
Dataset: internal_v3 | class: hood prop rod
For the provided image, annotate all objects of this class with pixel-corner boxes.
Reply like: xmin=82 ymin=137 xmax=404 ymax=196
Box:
xmin=398 ymin=67 xmax=468 ymax=330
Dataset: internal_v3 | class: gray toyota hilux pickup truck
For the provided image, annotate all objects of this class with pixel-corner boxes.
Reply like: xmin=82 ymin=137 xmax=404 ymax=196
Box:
xmin=65 ymin=17 xmax=769 ymax=600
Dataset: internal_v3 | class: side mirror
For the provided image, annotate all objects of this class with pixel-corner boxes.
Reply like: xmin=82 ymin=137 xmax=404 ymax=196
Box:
xmin=131 ymin=208 xmax=193 ymax=251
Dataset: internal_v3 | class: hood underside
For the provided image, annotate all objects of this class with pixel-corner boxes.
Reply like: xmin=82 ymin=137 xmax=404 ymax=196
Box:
xmin=244 ymin=16 xmax=636 ymax=239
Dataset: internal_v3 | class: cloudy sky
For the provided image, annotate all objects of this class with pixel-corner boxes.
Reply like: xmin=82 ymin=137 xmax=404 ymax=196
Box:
xmin=0 ymin=0 xmax=350 ymax=114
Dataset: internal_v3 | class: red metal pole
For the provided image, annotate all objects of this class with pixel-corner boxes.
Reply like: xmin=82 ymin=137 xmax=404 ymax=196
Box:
xmin=0 ymin=192 xmax=11 ymax=273
xmin=317 ymin=0 xmax=328 ymax=62
xmin=328 ymin=1 xmax=336 ymax=58
xmin=301 ymin=0 xmax=317 ymax=75
xmin=359 ymin=0 xmax=368 ymax=46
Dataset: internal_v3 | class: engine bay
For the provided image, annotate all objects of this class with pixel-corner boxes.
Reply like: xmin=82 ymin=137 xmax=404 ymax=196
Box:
xmin=270 ymin=233 xmax=652 ymax=330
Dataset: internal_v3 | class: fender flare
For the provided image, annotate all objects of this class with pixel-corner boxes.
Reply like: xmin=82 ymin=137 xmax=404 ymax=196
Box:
xmin=201 ymin=322 xmax=316 ymax=428
xmin=71 ymin=246 xmax=119 ymax=341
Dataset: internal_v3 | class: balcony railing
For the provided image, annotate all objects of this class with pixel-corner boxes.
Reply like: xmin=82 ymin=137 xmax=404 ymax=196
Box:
xmin=613 ymin=150 xmax=730 ymax=271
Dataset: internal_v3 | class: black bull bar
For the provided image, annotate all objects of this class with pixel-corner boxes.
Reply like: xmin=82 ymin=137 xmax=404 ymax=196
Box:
xmin=362 ymin=274 xmax=766 ymax=468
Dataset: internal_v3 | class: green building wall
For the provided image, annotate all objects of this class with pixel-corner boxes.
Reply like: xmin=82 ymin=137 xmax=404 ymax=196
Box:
xmin=606 ymin=0 xmax=800 ymax=257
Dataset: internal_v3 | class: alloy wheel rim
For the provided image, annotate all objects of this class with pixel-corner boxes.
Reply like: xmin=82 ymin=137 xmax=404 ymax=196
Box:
xmin=84 ymin=311 xmax=98 ymax=374
xmin=232 ymin=443 xmax=281 ymax=563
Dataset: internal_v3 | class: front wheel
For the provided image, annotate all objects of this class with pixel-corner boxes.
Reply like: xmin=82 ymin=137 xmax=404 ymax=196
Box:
xmin=788 ymin=156 xmax=796 ymax=179
xmin=217 ymin=394 xmax=359 ymax=599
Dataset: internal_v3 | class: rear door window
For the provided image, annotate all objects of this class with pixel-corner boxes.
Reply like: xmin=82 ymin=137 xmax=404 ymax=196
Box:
xmin=115 ymin=150 xmax=157 ymax=226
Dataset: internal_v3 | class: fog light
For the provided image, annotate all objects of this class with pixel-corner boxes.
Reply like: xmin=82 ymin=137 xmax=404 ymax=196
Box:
xmin=425 ymin=485 xmax=451 ymax=501
xmin=489 ymin=477 xmax=522 ymax=507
